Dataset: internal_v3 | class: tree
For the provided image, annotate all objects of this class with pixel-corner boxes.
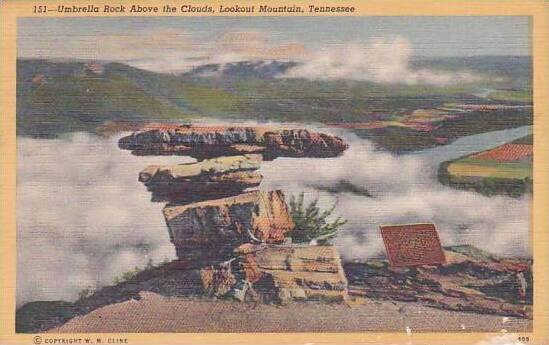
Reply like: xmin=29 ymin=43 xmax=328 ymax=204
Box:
xmin=288 ymin=192 xmax=347 ymax=244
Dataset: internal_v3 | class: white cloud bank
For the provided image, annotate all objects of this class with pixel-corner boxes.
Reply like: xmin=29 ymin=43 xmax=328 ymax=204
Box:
xmin=259 ymin=130 xmax=530 ymax=261
xmin=16 ymin=134 xmax=189 ymax=306
xmin=281 ymin=37 xmax=483 ymax=86
xmin=130 ymin=34 xmax=487 ymax=86
xmin=17 ymin=129 xmax=529 ymax=305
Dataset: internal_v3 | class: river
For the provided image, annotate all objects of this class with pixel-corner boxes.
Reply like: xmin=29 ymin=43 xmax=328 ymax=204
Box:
xmin=411 ymin=125 xmax=532 ymax=166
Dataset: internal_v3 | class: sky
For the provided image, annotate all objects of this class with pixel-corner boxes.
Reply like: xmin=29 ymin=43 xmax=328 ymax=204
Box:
xmin=18 ymin=16 xmax=530 ymax=74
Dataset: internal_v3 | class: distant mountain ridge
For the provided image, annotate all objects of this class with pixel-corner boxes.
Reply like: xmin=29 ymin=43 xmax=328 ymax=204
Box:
xmin=181 ymin=55 xmax=531 ymax=83
xmin=17 ymin=56 xmax=532 ymax=139
xmin=17 ymin=59 xmax=230 ymax=137
xmin=182 ymin=60 xmax=298 ymax=79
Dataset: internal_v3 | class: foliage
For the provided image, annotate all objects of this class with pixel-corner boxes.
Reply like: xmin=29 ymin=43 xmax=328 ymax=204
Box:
xmin=288 ymin=192 xmax=347 ymax=244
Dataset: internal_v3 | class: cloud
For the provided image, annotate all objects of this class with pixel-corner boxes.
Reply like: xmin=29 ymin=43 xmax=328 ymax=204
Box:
xmin=125 ymin=34 xmax=489 ymax=84
xmin=281 ymin=36 xmax=484 ymax=86
xmin=16 ymin=133 xmax=191 ymax=305
xmin=17 ymin=128 xmax=530 ymax=305
xmin=258 ymin=130 xmax=530 ymax=260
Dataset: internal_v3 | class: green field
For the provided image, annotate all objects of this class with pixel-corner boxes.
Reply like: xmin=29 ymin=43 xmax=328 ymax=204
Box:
xmin=438 ymin=136 xmax=533 ymax=197
xmin=447 ymin=159 xmax=532 ymax=180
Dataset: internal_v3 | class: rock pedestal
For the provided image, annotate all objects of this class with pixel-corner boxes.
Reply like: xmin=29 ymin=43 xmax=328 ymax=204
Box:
xmin=126 ymin=124 xmax=350 ymax=304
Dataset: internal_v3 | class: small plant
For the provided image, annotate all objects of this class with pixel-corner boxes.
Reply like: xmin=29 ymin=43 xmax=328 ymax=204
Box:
xmin=288 ymin=192 xmax=347 ymax=244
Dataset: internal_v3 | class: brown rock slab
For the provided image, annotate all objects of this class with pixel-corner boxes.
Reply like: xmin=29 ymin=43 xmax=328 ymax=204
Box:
xmin=238 ymin=244 xmax=348 ymax=304
xmin=118 ymin=125 xmax=348 ymax=160
xmin=139 ymin=154 xmax=263 ymax=202
xmin=261 ymin=129 xmax=347 ymax=159
xmin=163 ymin=191 xmax=294 ymax=260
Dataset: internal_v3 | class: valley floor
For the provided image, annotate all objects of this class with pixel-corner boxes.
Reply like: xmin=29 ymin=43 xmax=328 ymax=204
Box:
xmin=49 ymin=292 xmax=531 ymax=333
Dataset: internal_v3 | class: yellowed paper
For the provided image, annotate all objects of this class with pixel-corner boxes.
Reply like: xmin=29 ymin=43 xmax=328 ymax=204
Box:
xmin=1 ymin=1 xmax=548 ymax=344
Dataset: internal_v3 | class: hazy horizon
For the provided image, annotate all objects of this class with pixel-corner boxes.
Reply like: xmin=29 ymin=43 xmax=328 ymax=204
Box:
xmin=19 ymin=16 xmax=530 ymax=75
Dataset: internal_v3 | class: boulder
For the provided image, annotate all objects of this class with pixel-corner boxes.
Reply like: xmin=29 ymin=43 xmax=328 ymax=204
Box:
xmin=139 ymin=154 xmax=263 ymax=202
xmin=236 ymin=244 xmax=348 ymax=304
xmin=163 ymin=191 xmax=294 ymax=261
xmin=344 ymin=245 xmax=532 ymax=319
xmin=118 ymin=125 xmax=348 ymax=160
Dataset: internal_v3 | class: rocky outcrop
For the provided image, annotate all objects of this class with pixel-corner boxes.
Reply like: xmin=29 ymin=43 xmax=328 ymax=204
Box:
xmin=345 ymin=245 xmax=532 ymax=319
xmin=16 ymin=244 xmax=532 ymax=333
xmin=133 ymin=135 xmax=350 ymax=304
xmin=122 ymin=124 xmax=350 ymax=303
xmin=118 ymin=125 xmax=348 ymax=160
xmin=194 ymin=243 xmax=348 ymax=304
xmin=139 ymin=154 xmax=262 ymax=202
xmin=235 ymin=244 xmax=348 ymax=304
xmin=163 ymin=191 xmax=294 ymax=261
xmin=117 ymin=123 xmax=351 ymax=306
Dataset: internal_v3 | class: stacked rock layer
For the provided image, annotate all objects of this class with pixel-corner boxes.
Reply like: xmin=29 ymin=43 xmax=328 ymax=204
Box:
xmin=119 ymin=124 xmax=348 ymax=160
xmin=119 ymin=125 xmax=350 ymax=303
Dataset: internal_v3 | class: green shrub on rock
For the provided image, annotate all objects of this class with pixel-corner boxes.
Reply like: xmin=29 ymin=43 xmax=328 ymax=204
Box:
xmin=288 ymin=192 xmax=347 ymax=244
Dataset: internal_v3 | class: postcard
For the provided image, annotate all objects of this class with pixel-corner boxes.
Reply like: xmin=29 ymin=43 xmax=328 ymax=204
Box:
xmin=1 ymin=1 xmax=548 ymax=345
